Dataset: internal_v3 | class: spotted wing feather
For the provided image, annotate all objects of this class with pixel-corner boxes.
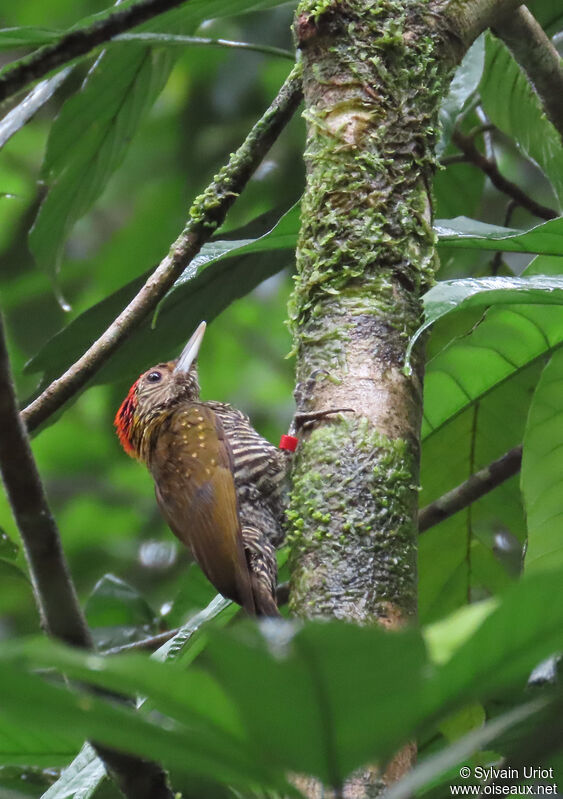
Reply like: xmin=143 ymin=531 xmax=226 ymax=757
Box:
xmin=149 ymin=404 xmax=256 ymax=614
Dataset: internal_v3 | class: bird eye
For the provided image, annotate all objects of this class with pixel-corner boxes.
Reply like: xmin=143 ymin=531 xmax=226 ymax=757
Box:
xmin=147 ymin=371 xmax=162 ymax=383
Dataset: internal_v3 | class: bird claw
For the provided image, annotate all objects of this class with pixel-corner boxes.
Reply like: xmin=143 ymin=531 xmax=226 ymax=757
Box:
xmin=293 ymin=407 xmax=355 ymax=431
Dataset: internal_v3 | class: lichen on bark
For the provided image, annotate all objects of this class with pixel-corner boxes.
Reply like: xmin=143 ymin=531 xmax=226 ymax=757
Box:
xmin=288 ymin=0 xmax=454 ymax=628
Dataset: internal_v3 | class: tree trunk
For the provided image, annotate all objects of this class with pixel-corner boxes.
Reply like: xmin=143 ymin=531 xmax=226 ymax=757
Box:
xmin=286 ymin=0 xmax=491 ymax=795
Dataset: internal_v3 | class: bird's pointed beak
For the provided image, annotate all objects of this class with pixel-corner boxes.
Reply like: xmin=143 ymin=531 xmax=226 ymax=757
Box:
xmin=174 ymin=321 xmax=206 ymax=374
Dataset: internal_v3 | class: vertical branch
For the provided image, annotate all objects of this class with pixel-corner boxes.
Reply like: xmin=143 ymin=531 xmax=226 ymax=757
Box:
xmin=288 ymin=0 xmax=450 ymax=634
xmin=0 ymin=315 xmax=173 ymax=799
xmin=285 ymin=0 xmax=470 ymax=795
xmin=0 ymin=316 xmax=92 ymax=647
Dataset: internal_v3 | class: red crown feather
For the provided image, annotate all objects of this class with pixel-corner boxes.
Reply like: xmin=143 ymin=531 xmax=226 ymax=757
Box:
xmin=114 ymin=379 xmax=140 ymax=457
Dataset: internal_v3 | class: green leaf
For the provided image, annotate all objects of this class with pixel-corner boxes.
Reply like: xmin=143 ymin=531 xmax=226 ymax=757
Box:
xmin=85 ymin=573 xmax=158 ymax=649
xmin=480 ymin=33 xmax=563 ymax=208
xmin=422 ymin=255 xmax=563 ymax=441
xmin=41 ymin=743 xmax=106 ymax=799
xmin=408 ymin=275 xmax=563 ymax=366
xmin=0 ymin=559 xmax=29 ymax=583
xmin=205 ymin=621 xmax=429 ymax=783
xmin=438 ymin=702 xmax=486 ymax=743
xmin=0 ymin=655 xmax=282 ymax=791
xmin=521 ymin=347 xmax=563 ymax=574
xmin=0 ymin=707 xmax=78 ymax=768
xmin=0 ymin=27 xmax=59 ymax=50
xmin=0 ymin=527 xmax=18 ymax=560
xmin=435 ymin=216 xmax=563 ymax=255
xmin=29 ymin=44 xmax=173 ymax=280
xmin=424 ymin=599 xmax=498 ymax=665
xmin=25 ymin=206 xmax=299 ymax=394
xmin=155 ymin=594 xmax=237 ymax=667
xmin=0 ymin=68 xmax=72 ymax=151
xmin=385 ymin=699 xmax=547 ymax=799
xmin=437 ymin=35 xmax=485 ymax=156
xmin=6 ymin=638 xmax=245 ymax=741
xmin=439 ymin=570 xmax=563 ymax=699
xmin=114 ymin=33 xmax=294 ymax=60
xmin=422 ymin=305 xmax=563 ymax=440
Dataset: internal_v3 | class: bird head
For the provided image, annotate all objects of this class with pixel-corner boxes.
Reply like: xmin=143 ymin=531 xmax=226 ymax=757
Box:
xmin=114 ymin=321 xmax=206 ymax=459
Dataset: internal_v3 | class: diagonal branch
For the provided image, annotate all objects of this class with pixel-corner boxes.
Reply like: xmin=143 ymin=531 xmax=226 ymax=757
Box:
xmin=494 ymin=6 xmax=563 ymax=143
xmin=0 ymin=0 xmax=190 ymax=105
xmin=418 ymin=445 xmax=522 ymax=533
xmin=443 ymin=0 xmax=525 ymax=52
xmin=0 ymin=314 xmax=173 ymax=799
xmin=451 ymin=129 xmax=558 ymax=221
xmin=22 ymin=65 xmax=302 ymax=433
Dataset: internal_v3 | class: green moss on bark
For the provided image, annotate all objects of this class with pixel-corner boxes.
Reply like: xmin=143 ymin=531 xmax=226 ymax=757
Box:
xmin=288 ymin=418 xmax=418 ymax=620
xmin=289 ymin=0 xmax=448 ymax=336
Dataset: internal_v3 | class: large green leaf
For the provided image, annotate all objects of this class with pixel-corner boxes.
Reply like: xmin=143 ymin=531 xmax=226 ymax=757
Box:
xmin=422 ymin=304 xmax=563 ymax=440
xmin=0 ymin=710 xmax=77 ymax=768
xmin=408 ymin=275 xmax=563 ymax=366
xmin=25 ymin=206 xmax=299 ymax=394
xmin=435 ymin=216 xmax=563 ymax=254
xmin=0 ymin=655 xmax=282 ymax=791
xmin=207 ymin=621 xmax=428 ymax=783
xmin=422 ymin=255 xmax=563 ymax=441
xmin=480 ymin=33 xmax=563 ymax=208
xmin=419 ymin=365 xmax=533 ymax=622
xmin=521 ymin=347 xmax=563 ymax=574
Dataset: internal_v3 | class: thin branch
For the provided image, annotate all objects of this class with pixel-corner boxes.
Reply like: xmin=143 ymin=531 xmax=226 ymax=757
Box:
xmin=443 ymin=0 xmax=524 ymax=52
xmin=451 ymin=129 xmax=558 ymax=221
xmin=0 ymin=314 xmax=173 ymax=799
xmin=115 ymin=33 xmax=294 ymax=60
xmin=439 ymin=153 xmax=468 ymax=166
xmin=494 ymin=6 xmax=563 ymax=143
xmin=0 ymin=0 xmax=191 ymax=105
xmin=22 ymin=64 xmax=302 ymax=432
xmin=474 ymin=108 xmax=495 ymax=161
xmin=491 ymin=198 xmax=517 ymax=274
xmin=418 ymin=445 xmax=522 ymax=533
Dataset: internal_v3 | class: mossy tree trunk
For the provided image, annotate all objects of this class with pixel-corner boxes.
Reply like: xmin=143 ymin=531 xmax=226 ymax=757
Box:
xmin=286 ymin=0 xmax=520 ymax=795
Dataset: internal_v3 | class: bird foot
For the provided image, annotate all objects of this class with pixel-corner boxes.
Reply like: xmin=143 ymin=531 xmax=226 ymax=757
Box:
xmin=293 ymin=407 xmax=355 ymax=431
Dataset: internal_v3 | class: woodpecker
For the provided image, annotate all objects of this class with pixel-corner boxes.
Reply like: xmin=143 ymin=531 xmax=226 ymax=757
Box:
xmin=114 ymin=322 xmax=287 ymax=616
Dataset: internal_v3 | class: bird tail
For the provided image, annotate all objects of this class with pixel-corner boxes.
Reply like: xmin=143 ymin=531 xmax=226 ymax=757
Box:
xmin=251 ymin=578 xmax=281 ymax=617
xmin=242 ymin=526 xmax=280 ymax=618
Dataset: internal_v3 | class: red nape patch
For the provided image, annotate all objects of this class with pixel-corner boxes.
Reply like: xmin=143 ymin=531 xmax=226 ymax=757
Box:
xmin=114 ymin=380 xmax=139 ymax=457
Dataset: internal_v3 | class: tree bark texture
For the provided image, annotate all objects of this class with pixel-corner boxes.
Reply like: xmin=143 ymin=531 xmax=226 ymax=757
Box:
xmin=288 ymin=0 xmax=456 ymax=625
xmin=286 ymin=0 xmax=469 ymax=794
